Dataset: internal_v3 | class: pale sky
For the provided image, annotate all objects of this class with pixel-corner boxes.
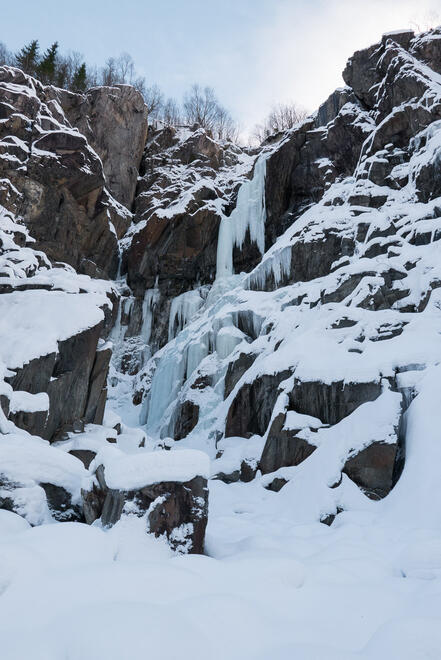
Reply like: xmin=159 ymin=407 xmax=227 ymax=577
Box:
xmin=2 ymin=0 xmax=440 ymax=131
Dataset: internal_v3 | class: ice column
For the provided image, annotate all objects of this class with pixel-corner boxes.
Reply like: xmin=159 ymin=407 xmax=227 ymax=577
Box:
xmin=216 ymin=153 xmax=268 ymax=279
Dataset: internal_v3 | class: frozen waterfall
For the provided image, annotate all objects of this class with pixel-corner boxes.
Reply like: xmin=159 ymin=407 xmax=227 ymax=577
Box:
xmin=216 ymin=153 xmax=268 ymax=278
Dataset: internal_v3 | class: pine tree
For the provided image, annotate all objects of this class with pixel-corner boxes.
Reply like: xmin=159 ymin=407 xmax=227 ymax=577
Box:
xmin=37 ymin=42 xmax=58 ymax=84
xmin=15 ymin=40 xmax=39 ymax=75
xmin=72 ymin=63 xmax=87 ymax=92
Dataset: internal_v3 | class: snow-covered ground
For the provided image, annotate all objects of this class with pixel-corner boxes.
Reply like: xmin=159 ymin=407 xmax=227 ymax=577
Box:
xmin=2 ymin=29 xmax=441 ymax=660
xmin=0 ymin=366 xmax=440 ymax=658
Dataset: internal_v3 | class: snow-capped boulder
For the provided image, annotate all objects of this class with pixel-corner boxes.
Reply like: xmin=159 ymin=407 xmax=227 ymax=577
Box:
xmin=82 ymin=448 xmax=209 ymax=553
xmin=0 ymin=434 xmax=88 ymax=524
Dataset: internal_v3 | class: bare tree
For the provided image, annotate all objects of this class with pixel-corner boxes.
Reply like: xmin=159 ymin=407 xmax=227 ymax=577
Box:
xmin=115 ymin=52 xmax=134 ymax=84
xmin=183 ymin=84 xmax=220 ymax=131
xmin=0 ymin=42 xmax=12 ymax=66
xmin=162 ymin=97 xmax=181 ymax=126
xmin=252 ymin=102 xmax=309 ymax=143
xmin=144 ymin=84 xmax=164 ymax=117
xmin=216 ymin=105 xmax=240 ymax=142
xmin=101 ymin=57 xmax=117 ymax=86
xmin=182 ymin=84 xmax=238 ymax=140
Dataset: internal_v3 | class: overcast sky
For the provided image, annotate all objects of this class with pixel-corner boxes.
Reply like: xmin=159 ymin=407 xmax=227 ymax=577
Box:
xmin=3 ymin=0 xmax=440 ymax=131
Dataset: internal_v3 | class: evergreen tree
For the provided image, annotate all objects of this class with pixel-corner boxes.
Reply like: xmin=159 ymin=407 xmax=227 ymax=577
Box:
xmin=37 ymin=42 xmax=58 ymax=83
xmin=72 ymin=63 xmax=87 ymax=92
xmin=15 ymin=40 xmax=39 ymax=75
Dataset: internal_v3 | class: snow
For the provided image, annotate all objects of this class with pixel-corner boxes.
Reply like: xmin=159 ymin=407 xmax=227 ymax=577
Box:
xmin=93 ymin=446 xmax=210 ymax=489
xmin=0 ymin=290 xmax=107 ymax=369
xmin=9 ymin=390 xmax=49 ymax=414
xmin=3 ymin=35 xmax=441 ymax=660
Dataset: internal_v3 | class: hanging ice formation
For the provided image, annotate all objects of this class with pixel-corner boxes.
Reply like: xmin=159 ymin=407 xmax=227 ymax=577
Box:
xmin=142 ymin=280 xmax=160 ymax=345
xmin=168 ymin=289 xmax=205 ymax=341
xmin=216 ymin=153 xmax=268 ymax=279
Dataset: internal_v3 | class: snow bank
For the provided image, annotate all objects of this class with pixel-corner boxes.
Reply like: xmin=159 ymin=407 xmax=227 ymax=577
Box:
xmin=94 ymin=447 xmax=210 ymax=490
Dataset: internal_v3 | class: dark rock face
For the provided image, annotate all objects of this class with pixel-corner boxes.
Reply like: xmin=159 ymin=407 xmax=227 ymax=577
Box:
xmin=127 ymin=204 xmax=220 ymax=298
xmin=82 ymin=466 xmax=208 ymax=554
xmin=53 ymin=85 xmax=148 ymax=209
xmin=260 ymin=412 xmax=317 ymax=474
xmin=174 ymin=400 xmax=199 ymax=440
xmin=0 ymin=66 xmax=125 ymax=279
xmin=288 ymin=379 xmax=382 ymax=425
xmin=224 ymin=351 xmax=257 ymax=398
xmin=411 ymin=27 xmax=441 ymax=74
xmin=225 ymin=370 xmax=291 ymax=438
xmin=343 ymin=442 xmax=398 ymax=499
xmin=7 ymin=322 xmax=110 ymax=441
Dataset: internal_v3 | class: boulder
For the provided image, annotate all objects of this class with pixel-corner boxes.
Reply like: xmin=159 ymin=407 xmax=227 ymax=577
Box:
xmin=82 ymin=449 xmax=209 ymax=554
xmin=343 ymin=442 xmax=399 ymax=500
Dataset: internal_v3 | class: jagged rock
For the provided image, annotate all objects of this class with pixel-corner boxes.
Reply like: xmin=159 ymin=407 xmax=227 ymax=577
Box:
xmin=52 ymin=84 xmax=148 ymax=209
xmin=68 ymin=449 xmax=97 ymax=469
xmin=224 ymin=351 xmax=257 ymax=398
xmin=225 ymin=370 xmax=291 ymax=437
xmin=411 ymin=27 xmax=441 ymax=74
xmin=342 ymin=42 xmax=383 ymax=108
xmin=174 ymin=399 xmax=199 ymax=440
xmin=260 ymin=412 xmax=317 ymax=474
xmin=40 ymin=482 xmax=83 ymax=522
xmin=84 ymin=343 xmax=112 ymax=425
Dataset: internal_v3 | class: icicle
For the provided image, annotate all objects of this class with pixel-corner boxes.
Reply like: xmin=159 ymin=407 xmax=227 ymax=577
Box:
xmin=248 ymin=244 xmax=293 ymax=291
xmin=168 ymin=289 xmax=204 ymax=341
xmin=216 ymin=153 xmax=268 ymax=279
xmin=145 ymin=348 xmax=187 ymax=431
xmin=141 ymin=279 xmax=160 ymax=344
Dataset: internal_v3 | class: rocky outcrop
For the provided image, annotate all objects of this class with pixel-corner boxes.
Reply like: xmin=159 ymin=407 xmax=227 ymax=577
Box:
xmin=260 ymin=412 xmax=317 ymax=474
xmin=7 ymin=322 xmax=111 ymax=441
xmin=52 ymin=84 xmax=148 ymax=209
xmin=225 ymin=370 xmax=291 ymax=438
xmin=82 ymin=450 xmax=209 ymax=553
xmin=288 ymin=378 xmax=382 ymax=426
xmin=123 ymin=125 xmax=252 ymax=351
xmin=0 ymin=66 xmax=126 ymax=278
